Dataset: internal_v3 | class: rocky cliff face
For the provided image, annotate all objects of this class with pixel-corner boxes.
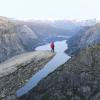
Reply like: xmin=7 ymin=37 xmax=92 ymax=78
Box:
xmin=66 ymin=27 xmax=90 ymax=55
xmin=80 ymin=24 xmax=100 ymax=48
xmin=0 ymin=17 xmax=39 ymax=62
xmin=67 ymin=23 xmax=100 ymax=55
xmin=20 ymin=44 xmax=100 ymax=100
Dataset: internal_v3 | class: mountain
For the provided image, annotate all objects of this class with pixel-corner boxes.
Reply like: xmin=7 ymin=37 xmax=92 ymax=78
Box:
xmin=66 ymin=26 xmax=90 ymax=55
xmin=80 ymin=23 xmax=100 ymax=48
xmin=49 ymin=20 xmax=83 ymax=36
xmin=0 ymin=16 xmax=99 ymax=100
xmin=78 ymin=19 xmax=97 ymax=26
xmin=66 ymin=23 xmax=100 ymax=55
xmin=0 ymin=17 xmax=71 ymax=63
xmin=0 ymin=17 xmax=38 ymax=62
xmin=50 ymin=19 xmax=97 ymax=34
xmin=20 ymin=41 xmax=100 ymax=100
xmin=52 ymin=20 xmax=82 ymax=30
xmin=0 ymin=16 xmax=97 ymax=62
xmin=0 ymin=17 xmax=79 ymax=62
xmin=23 ymin=20 xmax=70 ymax=37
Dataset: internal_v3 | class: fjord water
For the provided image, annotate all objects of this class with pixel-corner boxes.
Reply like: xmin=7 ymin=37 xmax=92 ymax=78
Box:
xmin=16 ymin=40 xmax=71 ymax=97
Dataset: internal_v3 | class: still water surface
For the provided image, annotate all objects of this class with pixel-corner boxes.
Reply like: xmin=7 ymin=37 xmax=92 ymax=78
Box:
xmin=16 ymin=40 xmax=71 ymax=97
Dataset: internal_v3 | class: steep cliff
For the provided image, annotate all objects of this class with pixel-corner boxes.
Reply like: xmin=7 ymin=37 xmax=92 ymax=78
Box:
xmin=0 ymin=51 xmax=54 ymax=100
xmin=0 ymin=17 xmax=38 ymax=62
xmin=66 ymin=23 xmax=100 ymax=55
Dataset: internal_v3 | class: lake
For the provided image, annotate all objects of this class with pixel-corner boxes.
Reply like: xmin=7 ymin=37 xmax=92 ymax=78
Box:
xmin=16 ymin=40 xmax=71 ymax=97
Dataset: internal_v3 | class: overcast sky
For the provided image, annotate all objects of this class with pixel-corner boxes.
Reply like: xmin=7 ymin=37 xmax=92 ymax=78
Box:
xmin=0 ymin=0 xmax=100 ymax=20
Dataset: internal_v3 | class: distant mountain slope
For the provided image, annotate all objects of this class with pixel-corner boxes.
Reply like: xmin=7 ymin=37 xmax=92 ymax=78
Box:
xmin=16 ymin=25 xmax=38 ymax=50
xmin=52 ymin=20 xmax=82 ymax=31
xmin=80 ymin=23 xmax=100 ymax=48
xmin=66 ymin=27 xmax=90 ymax=55
xmin=50 ymin=19 xmax=97 ymax=34
xmin=23 ymin=20 xmax=70 ymax=37
xmin=66 ymin=23 xmax=100 ymax=55
xmin=0 ymin=17 xmax=38 ymax=62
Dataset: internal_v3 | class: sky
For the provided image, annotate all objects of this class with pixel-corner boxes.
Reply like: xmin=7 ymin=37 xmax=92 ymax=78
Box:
xmin=0 ymin=0 xmax=100 ymax=20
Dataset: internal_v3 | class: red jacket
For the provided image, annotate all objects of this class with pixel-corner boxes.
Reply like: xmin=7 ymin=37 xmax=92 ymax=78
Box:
xmin=51 ymin=42 xmax=54 ymax=48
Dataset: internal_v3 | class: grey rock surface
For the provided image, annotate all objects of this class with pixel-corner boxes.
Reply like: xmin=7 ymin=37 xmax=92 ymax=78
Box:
xmin=0 ymin=51 xmax=54 ymax=100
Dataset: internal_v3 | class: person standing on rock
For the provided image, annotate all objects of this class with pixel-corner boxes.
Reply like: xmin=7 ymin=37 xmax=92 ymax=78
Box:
xmin=50 ymin=41 xmax=55 ymax=52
